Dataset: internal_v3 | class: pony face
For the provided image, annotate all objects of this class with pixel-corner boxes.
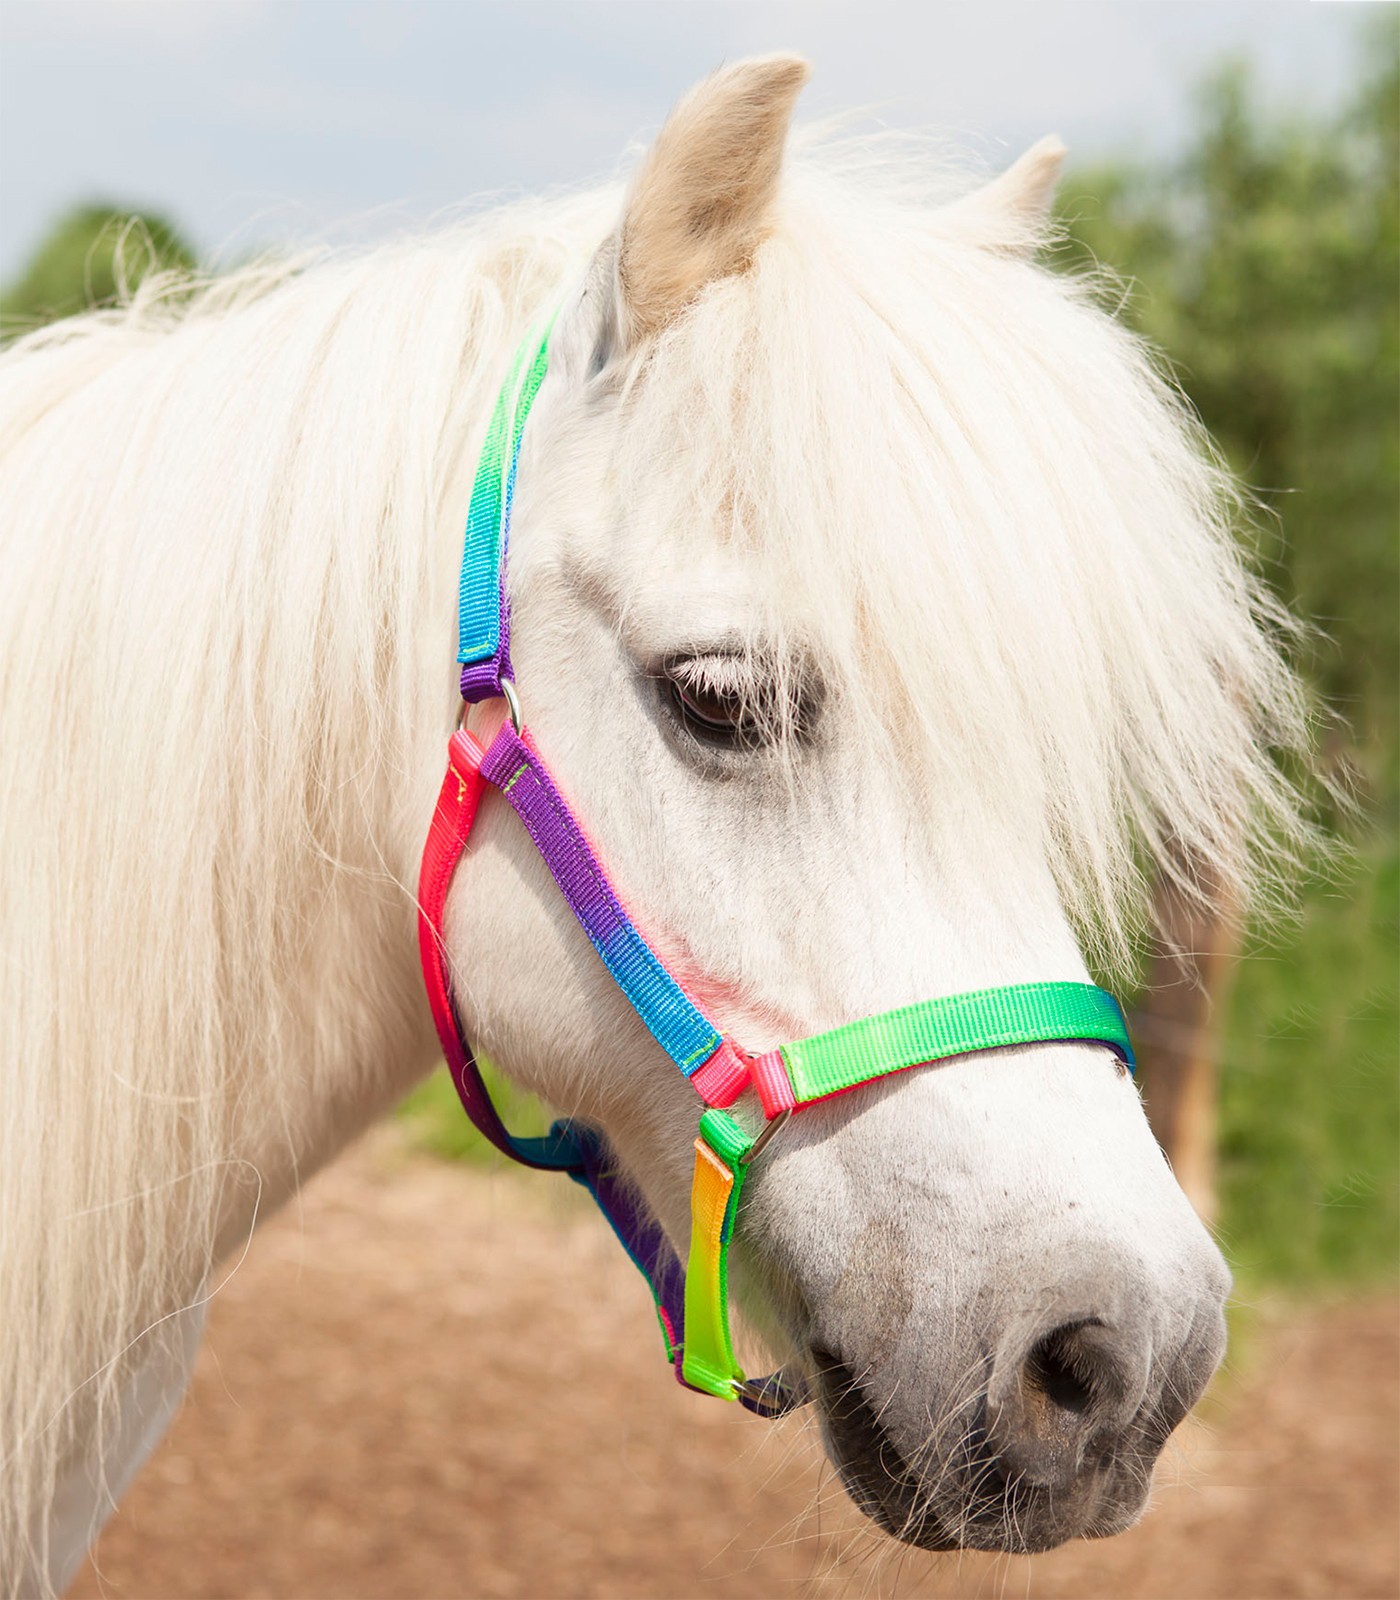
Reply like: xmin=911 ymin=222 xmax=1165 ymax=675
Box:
xmin=435 ymin=56 xmax=1287 ymax=1551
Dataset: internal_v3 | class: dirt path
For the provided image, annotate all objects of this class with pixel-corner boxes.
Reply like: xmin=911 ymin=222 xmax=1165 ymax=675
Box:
xmin=72 ymin=1135 xmax=1398 ymax=1600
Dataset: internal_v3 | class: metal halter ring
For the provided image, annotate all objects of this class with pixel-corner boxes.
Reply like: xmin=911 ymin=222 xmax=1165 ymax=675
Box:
xmin=500 ymin=678 xmax=524 ymax=734
xmin=739 ymin=1107 xmax=791 ymax=1166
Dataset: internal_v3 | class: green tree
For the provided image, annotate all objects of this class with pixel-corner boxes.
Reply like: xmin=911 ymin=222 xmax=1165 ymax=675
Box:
xmin=1057 ymin=19 xmax=1399 ymax=1290
xmin=0 ymin=203 xmax=196 ymax=332
xmin=1058 ymin=18 xmax=1399 ymax=792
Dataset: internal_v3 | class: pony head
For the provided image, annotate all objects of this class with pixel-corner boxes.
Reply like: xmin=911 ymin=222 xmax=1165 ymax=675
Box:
xmin=443 ymin=56 xmax=1304 ymax=1550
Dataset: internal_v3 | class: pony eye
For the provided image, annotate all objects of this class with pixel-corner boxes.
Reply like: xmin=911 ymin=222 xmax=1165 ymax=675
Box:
xmin=657 ymin=651 xmax=822 ymax=754
xmin=663 ymin=658 xmax=766 ymax=748
xmin=671 ymin=677 xmax=748 ymax=732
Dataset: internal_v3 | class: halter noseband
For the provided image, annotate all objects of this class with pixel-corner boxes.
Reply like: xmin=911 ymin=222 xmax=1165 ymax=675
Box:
xmin=417 ymin=321 xmax=1134 ymax=1418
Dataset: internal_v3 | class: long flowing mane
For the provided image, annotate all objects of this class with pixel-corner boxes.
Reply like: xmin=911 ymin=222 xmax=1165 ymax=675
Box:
xmin=0 ymin=139 xmax=1314 ymax=1584
xmin=0 ymin=187 xmax=613 ymax=1583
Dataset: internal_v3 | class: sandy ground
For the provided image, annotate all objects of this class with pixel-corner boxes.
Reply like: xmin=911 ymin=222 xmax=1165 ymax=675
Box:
xmin=71 ymin=1134 xmax=1398 ymax=1600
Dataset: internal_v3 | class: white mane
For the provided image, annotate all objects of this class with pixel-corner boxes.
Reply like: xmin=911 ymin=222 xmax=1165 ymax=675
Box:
xmin=0 ymin=138 xmax=1313 ymax=1585
xmin=601 ymin=150 xmax=1315 ymax=954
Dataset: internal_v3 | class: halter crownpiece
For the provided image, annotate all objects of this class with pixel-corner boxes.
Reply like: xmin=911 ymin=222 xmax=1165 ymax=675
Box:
xmin=418 ymin=318 xmax=1135 ymax=1416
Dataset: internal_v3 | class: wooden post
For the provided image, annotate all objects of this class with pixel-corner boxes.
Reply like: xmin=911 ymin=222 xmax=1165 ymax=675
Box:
xmin=1135 ymin=852 xmax=1241 ymax=1225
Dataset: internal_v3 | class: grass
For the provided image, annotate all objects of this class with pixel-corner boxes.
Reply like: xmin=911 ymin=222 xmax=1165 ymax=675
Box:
xmin=1214 ymin=826 xmax=1399 ymax=1292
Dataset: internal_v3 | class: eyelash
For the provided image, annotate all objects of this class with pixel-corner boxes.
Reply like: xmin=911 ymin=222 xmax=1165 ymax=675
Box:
xmin=655 ymin=652 xmax=823 ymax=756
xmin=664 ymin=656 xmax=765 ymax=748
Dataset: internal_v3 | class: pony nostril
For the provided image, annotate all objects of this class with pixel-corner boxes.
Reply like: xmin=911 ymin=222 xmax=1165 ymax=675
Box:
xmin=1024 ymin=1323 xmax=1099 ymax=1418
xmin=989 ymin=1318 xmax=1135 ymax=1491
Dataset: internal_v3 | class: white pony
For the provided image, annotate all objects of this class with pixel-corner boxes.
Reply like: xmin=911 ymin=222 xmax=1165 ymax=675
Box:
xmin=0 ymin=56 xmax=1314 ymax=1594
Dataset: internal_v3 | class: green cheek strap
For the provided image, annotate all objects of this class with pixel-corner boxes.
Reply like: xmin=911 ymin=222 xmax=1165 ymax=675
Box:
xmin=681 ymin=1109 xmax=757 ymax=1399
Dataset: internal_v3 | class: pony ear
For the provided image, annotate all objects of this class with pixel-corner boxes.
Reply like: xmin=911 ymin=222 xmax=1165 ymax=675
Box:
xmin=938 ymin=135 xmax=1067 ymax=256
xmin=613 ymin=53 xmax=809 ymax=344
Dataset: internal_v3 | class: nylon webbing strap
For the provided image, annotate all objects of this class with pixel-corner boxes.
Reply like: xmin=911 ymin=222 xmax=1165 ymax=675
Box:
xmin=563 ymin=1122 xmax=689 ymax=1364
xmin=777 ymin=982 xmax=1133 ymax=1106
xmin=417 ymin=728 xmax=581 ymax=1170
xmin=681 ymin=1110 xmax=752 ymax=1399
xmin=417 ymin=728 xmax=696 ymax=1362
xmin=457 ymin=322 xmax=554 ymax=699
xmin=477 ymin=725 xmax=727 ymax=1077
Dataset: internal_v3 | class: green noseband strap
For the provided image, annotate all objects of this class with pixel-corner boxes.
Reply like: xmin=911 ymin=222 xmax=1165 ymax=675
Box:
xmin=778 ymin=981 xmax=1133 ymax=1107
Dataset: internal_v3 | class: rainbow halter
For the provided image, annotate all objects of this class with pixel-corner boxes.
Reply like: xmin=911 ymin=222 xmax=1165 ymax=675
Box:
xmin=417 ymin=322 xmax=1135 ymax=1417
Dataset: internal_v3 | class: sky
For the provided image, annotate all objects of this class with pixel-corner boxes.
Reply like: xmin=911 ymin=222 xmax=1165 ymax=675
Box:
xmin=0 ymin=0 xmax=1372 ymax=283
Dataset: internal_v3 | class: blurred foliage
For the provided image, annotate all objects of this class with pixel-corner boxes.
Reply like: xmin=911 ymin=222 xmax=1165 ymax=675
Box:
xmin=1218 ymin=836 xmax=1397 ymax=1291
xmin=1057 ymin=16 xmax=1399 ymax=796
xmin=0 ymin=203 xmax=195 ymax=332
xmin=1058 ymin=16 xmax=1398 ymax=1292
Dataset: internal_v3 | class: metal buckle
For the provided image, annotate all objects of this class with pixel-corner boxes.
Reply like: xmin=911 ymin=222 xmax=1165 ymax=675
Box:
xmin=739 ymin=1107 xmax=791 ymax=1166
